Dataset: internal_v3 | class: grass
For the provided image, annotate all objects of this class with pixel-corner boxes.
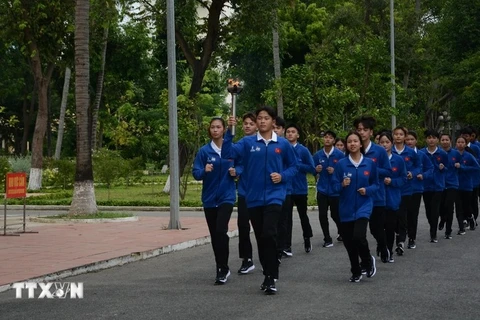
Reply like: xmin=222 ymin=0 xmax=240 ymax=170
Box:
xmin=10 ymin=174 xmax=321 ymax=207
xmin=43 ymin=212 xmax=134 ymax=219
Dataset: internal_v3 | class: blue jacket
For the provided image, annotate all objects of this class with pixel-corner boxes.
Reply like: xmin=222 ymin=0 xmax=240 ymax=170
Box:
xmin=456 ymin=150 xmax=480 ymax=191
xmin=467 ymin=143 xmax=480 ymax=187
xmin=411 ymin=148 xmax=433 ymax=194
xmin=420 ymin=147 xmax=449 ymax=192
xmin=392 ymin=145 xmax=422 ymax=196
xmin=332 ymin=156 xmax=379 ymax=222
xmin=222 ymin=130 xmax=298 ymax=208
xmin=364 ymin=142 xmax=391 ymax=206
xmin=291 ymin=143 xmax=315 ymax=195
xmin=192 ymin=142 xmax=237 ymax=208
xmin=443 ymin=148 xmax=460 ymax=190
xmin=385 ymin=154 xmax=407 ymax=211
xmin=312 ymin=147 xmax=345 ymax=197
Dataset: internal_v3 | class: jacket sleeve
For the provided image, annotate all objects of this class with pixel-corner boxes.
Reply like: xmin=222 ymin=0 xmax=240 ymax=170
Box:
xmin=377 ymin=149 xmax=392 ymax=179
xmin=332 ymin=163 xmax=343 ymax=193
xmin=221 ymin=129 xmax=244 ymax=161
xmin=192 ymin=149 xmax=206 ymax=181
xmin=280 ymin=142 xmax=299 ymax=183
xmin=390 ymin=160 xmax=407 ymax=188
xmin=365 ymin=162 xmax=379 ymax=195
xmin=298 ymin=148 xmax=316 ymax=176
xmin=421 ymin=152 xmax=434 ymax=180
xmin=460 ymin=154 xmax=480 ymax=172
xmin=410 ymin=151 xmax=423 ymax=176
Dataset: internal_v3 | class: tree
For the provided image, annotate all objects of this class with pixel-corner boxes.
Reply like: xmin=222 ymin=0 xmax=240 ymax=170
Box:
xmin=54 ymin=67 xmax=71 ymax=160
xmin=0 ymin=0 xmax=75 ymax=190
xmin=69 ymin=0 xmax=98 ymax=215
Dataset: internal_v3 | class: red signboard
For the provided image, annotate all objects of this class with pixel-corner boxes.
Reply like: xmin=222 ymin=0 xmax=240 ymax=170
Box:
xmin=5 ymin=173 xmax=27 ymax=198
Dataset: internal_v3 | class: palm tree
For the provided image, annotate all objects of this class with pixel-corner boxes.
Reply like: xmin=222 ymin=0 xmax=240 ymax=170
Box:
xmin=70 ymin=0 xmax=98 ymax=215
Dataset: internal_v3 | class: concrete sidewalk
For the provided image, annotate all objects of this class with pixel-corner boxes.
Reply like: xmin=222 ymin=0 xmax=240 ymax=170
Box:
xmin=0 ymin=214 xmax=238 ymax=293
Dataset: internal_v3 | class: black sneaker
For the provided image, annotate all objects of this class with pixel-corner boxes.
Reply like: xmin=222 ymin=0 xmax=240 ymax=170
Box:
xmin=361 ymin=268 xmax=367 ymax=275
xmin=380 ymin=248 xmax=390 ymax=263
xmin=388 ymin=255 xmax=395 ymax=263
xmin=438 ymin=220 xmax=445 ymax=231
xmin=282 ymin=248 xmax=293 ymax=257
xmin=215 ymin=268 xmax=230 ymax=285
xmin=260 ymin=276 xmax=268 ymax=291
xmin=367 ymin=255 xmax=376 ymax=278
xmin=264 ymin=276 xmax=277 ymax=295
xmin=469 ymin=218 xmax=476 ymax=230
xmin=304 ymin=237 xmax=312 ymax=253
xmin=407 ymin=239 xmax=416 ymax=249
xmin=323 ymin=241 xmax=333 ymax=248
xmin=463 ymin=220 xmax=469 ymax=230
xmin=458 ymin=229 xmax=466 ymax=235
xmin=349 ymin=275 xmax=362 ymax=283
xmin=395 ymin=242 xmax=405 ymax=255
xmin=238 ymin=259 xmax=255 ymax=274
xmin=444 ymin=234 xmax=452 ymax=240
xmin=430 ymin=238 xmax=438 ymax=243
xmin=336 ymin=235 xmax=343 ymax=242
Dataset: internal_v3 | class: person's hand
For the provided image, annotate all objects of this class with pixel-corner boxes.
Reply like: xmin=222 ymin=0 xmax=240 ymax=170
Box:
xmin=342 ymin=177 xmax=351 ymax=187
xmin=227 ymin=116 xmax=237 ymax=127
xmin=384 ymin=177 xmax=391 ymax=185
xmin=205 ymin=164 xmax=213 ymax=172
xmin=407 ymin=171 xmax=413 ymax=179
xmin=270 ymin=172 xmax=282 ymax=184
xmin=228 ymin=167 xmax=236 ymax=177
xmin=416 ymin=174 xmax=423 ymax=180
xmin=439 ymin=163 xmax=445 ymax=170
xmin=327 ymin=166 xmax=334 ymax=174
xmin=357 ymin=187 xmax=366 ymax=195
xmin=316 ymin=164 xmax=323 ymax=173
xmin=455 ymin=162 xmax=460 ymax=169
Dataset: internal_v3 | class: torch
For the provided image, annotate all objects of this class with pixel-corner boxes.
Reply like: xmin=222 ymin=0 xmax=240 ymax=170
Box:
xmin=227 ymin=78 xmax=243 ymax=135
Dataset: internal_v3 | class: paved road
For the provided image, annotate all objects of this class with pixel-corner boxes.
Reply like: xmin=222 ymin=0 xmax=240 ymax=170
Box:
xmin=1 ymin=210 xmax=480 ymax=320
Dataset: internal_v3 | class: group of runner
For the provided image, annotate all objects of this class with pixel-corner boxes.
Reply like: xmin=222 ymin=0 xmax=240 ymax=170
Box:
xmin=192 ymin=107 xmax=480 ymax=294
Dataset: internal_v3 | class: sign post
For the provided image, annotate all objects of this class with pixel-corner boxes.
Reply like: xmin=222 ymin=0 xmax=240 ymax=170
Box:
xmin=2 ymin=173 xmax=36 ymax=236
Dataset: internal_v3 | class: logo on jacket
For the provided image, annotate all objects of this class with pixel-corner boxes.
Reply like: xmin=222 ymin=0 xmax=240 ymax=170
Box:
xmin=452 ymin=157 xmax=456 ymax=161
xmin=364 ymin=171 xmax=370 ymax=176
xmin=372 ymin=158 xmax=377 ymax=162
xmin=436 ymin=156 xmax=441 ymax=161
xmin=250 ymin=146 xmax=261 ymax=152
xmin=333 ymin=159 xmax=338 ymax=163
xmin=343 ymin=173 xmax=352 ymax=178
xmin=392 ymin=167 xmax=398 ymax=172
xmin=208 ymin=157 xmax=216 ymax=162
xmin=275 ymin=148 xmax=281 ymax=154
xmin=405 ymin=157 xmax=410 ymax=161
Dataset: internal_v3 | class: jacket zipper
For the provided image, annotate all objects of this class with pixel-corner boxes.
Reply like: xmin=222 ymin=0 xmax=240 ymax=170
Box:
xmin=264 ymin=143 xmax=268 ymax=205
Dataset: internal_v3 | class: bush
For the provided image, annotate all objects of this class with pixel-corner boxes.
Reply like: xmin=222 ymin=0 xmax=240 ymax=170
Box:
xmin=0 ymin=156 xmax=12 ymax=192
xmin=9 ymin=155 xmax=31 ymax=174
xmin=43 ymin=158 xmax=76 ymax=189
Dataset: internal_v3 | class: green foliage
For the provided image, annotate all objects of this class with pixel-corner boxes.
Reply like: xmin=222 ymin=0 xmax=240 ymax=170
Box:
xmin=9 ymin=155 xmax=31 ymax=174
xmin=93 ymin=149 xmax=144 ymax=189
xmin=0 ymin=156 xmax=12 ymax=192
xmin=42 ymin=158 xmax=76 ymax=189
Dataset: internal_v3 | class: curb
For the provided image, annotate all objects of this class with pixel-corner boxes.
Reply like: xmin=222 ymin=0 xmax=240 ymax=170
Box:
xmin=29 ymin=216 xmax=139 ymax=224
xmin=8 ymin=205 xmax=320 ymax=212
xmin=0 ymin=229 xmax=238 ymax=294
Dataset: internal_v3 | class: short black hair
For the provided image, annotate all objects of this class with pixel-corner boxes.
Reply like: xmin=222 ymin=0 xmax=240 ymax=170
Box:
xmin=393 ymin=126 xmax=408 ymax=136
xmin=424 ymin=129 xmax=439 ymax=138
xmin=460 ymin=126 xmax=473 ymax=135
xmin=275 ymin=116 xmax=286 ymax=128
xmin=255 ymin=106 xmax=277 ymax=119
xmin=353 ymin=115 xmax=376 ymax=130
xmin=285 ymin=123 xmax=300 ymax=133
xmin=407 ymin=130 xmax=418 ymax=140
xmin=378 ymin=131 xmax=393 ymax=143
xmin=324 ymin=130 xmax=337 ymax=139
xmin=242 ymin=112 xmax=256 ymax=122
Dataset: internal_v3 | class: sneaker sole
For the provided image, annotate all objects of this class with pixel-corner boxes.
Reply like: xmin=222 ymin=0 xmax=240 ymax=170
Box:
xmin=265 ymin=288 xmax=277 ymax=295
xmin=323 ymin=244 xmax=334 ymax=248
xmin=214 ymin=271 xmax=231 ymax=284
xmin=239 ymin=265 xmax=255 ymax=274
xmin=367 ymin=256 xmax=376 ymax=278
xmin=349 ymin=275 xmax=362 ymax=283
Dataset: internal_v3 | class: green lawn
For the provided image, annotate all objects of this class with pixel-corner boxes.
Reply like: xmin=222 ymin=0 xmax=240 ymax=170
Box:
xmin=15 ymin=174 xmax=320 ymax=207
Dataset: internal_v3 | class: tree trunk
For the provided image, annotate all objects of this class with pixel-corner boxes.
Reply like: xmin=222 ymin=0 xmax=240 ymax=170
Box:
xmin=91 ymin=27 xmax=109 ymax=150
xmin=28 ymin=74 xmax=52 ymax=190
xmin=272 ymin=10 xmax=284 ymax=118
xmin=55 ymin=67 xmax=71 ymax=160
xmin=70 ymin=0 xmax=98 ymax=215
